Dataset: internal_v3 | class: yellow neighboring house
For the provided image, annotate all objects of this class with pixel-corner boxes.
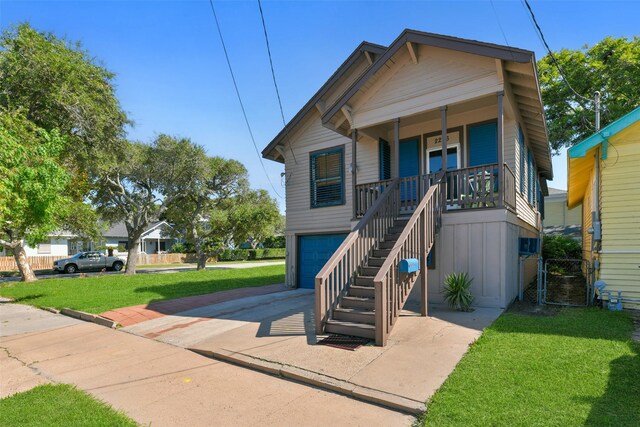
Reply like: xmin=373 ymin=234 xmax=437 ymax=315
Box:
xmin=567 ymin=106 xmax=640 ymax=308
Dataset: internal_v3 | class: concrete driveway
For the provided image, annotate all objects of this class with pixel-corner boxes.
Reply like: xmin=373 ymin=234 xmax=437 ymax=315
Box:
xmin=121 ymin=286 xmax=503 ymax=414
xmin=0 ymin=302 xmax=413 ymax=426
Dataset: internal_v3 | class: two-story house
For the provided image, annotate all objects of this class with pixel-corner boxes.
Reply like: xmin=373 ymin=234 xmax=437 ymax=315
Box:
xmin=262 ymin=30 xmax=552 ymax=345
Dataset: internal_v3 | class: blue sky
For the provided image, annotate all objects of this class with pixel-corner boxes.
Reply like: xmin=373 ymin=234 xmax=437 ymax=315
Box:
xmin=1 ymin=1 xmax=639 ymax=209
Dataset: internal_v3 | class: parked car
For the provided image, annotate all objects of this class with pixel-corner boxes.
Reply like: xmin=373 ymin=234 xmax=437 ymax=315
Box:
xmin=53 ymin=251 xmax=125 ymax=274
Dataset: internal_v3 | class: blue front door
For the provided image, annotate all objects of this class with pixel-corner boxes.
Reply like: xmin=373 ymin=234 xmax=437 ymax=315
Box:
xmin=298 ymin=234 xmax=348 ymax=289
xmin=399 ymin=138 xmax=419 ymax=201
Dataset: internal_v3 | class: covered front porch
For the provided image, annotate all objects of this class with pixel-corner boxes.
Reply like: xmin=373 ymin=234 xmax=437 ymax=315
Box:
xmin=345 ymin=93 xmax=517 ymax=218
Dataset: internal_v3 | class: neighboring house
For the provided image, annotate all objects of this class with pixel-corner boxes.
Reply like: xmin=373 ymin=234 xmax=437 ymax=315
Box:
xmin=0 ymin=232 xmax=77 ymax=258
xmin=0 ymin=221 xmax=176 ymax=258
xmin=567 ymin=106 xmax=640 ymax=308
xmin=543 ymin=187 xmax=581 ymax=239
xmin=101 ymin=221 xmax=176 ymax=254
xmin=263 ymin=30 xmax=552 ymax=344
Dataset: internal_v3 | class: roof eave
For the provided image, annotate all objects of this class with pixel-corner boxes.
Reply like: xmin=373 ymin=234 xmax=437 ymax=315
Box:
xmin=261 ymin=41 xmax=387 ymax=163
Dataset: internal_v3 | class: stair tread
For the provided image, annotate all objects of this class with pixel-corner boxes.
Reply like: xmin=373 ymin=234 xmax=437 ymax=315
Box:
xmin=326 ymin=319 xmax=375 ymax=330
xmin=343 ymin=295 xmax=374 ymax=301
xmin=335 ymin=307 xmax=374 ymax=314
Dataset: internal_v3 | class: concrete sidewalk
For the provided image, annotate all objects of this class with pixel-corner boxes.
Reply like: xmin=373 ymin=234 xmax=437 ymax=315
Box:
xmin=0 ymin=303 xmax=413 ymax=426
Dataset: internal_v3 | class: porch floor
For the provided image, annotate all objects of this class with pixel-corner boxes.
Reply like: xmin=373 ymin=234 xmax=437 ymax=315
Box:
xmin=122 ymin=286 xmax=502 ymax=414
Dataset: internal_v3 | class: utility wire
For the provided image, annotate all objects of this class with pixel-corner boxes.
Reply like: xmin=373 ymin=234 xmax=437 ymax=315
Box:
xmin=521 ymin=0 xmax=592 ymax=105
xmin=257 ymin=0 xmax=298 ymax=190
xmin=207 ymin=0 xmax=284 ymax=199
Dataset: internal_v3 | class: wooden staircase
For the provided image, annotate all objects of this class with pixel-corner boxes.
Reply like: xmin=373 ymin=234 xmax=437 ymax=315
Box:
xmin=315 ymin=178 xmax=445 ymax=346
xmin=324 ymin=218 xmax=409 ymax=339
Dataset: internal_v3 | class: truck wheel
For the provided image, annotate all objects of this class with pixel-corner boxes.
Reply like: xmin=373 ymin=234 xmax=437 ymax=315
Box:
xmin=64 ymin=264 xmax=77 ymax=274
xmin=112 ymin=262 xmax=124 ymax=272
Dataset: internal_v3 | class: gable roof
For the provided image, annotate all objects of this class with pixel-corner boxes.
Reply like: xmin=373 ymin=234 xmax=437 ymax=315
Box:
xmin=567 ymin=106 xmax=640 ymax=208
xmin=321 ymin=29 xmax=551 ymax=179
xmin=261 ymin=41 xmax=386 ymax=163
xmin=262 ymin=29 xmax=552 ymax=179
xmin=321 ymin=29 xmax=534 ymax=125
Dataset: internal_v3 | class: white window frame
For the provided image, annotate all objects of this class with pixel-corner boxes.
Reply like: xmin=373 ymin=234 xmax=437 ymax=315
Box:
xmin=425 ymin=143 xmax=461 ymax=174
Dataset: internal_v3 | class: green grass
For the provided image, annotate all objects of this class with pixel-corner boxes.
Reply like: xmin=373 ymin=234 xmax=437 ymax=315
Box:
xmin=0 ymin=264 xmax=285 ymax=313
xmin=135 ymin=259 xmax=284 ymax=269
xmin=421 ymin=308 xmax=640 ymax=426
xmin=0 ymin=384 xmax=137 ymax=427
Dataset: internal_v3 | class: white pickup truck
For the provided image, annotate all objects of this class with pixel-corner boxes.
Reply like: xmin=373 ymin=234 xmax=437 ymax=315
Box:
xmin=53 ymin=251 xmax=125 ymax=274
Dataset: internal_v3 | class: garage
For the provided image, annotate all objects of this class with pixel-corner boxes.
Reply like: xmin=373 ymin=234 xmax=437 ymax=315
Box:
xmin=297 ymin=234 xmax=348 ymax=289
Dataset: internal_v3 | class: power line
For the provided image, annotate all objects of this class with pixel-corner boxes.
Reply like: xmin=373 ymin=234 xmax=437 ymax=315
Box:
xmin=257 ymin=0 xmax=298 ymax=171
xmin=207 ymin=0 xmax=284 ymax=199
xmin=521 ymin=0 xmax=592 ymax=105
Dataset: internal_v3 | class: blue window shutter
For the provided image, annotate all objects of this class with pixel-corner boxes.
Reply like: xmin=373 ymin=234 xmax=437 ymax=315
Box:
xmin=468 ymin=122 xmax=498 ymax=167
xmin=518 ymin=126 xmax=525 ymax=193
xmin=310 ymin=147 xmax=344 ymax=208
xmin=379 ymin=139 xmax=391 ymax=180
xmin=527 ymin=151 xmax=534 ymax=204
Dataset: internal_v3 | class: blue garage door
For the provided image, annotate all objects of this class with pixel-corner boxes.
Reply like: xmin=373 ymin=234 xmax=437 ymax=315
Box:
xmin=298 ymin=234 xmax=348 ymax=289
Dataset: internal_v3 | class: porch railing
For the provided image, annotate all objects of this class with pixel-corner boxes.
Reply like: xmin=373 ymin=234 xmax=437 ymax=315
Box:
xmin=315 ymin=178 xmax=400 ymax=335
xmin=354 ymin=179 xmax=394 ymax=217
xmin=503 ymin=164 xmax=516 ymax=210
xmin=354 ymin=163 xmax=517 ymax=216
xmin=373 ymin=179 xmax=445 ymax=346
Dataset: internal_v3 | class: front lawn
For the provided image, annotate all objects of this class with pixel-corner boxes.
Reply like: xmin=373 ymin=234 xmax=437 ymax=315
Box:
xmin=421 ymin=307 xmax=640 ymax=426
xmin=0 ymin=384 xmax=137 ymax=427
xmin=0 ymin=264 xmax=285 ymax=313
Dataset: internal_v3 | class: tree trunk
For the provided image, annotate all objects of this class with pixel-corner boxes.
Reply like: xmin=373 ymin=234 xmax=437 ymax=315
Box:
xmin=191 ymin=224 xmax=207 ymax=271
xmin=125 ymin=236 xmax=142 ymax=275
xmin=197 ymin=251 xmax=207 ymax=270
xmin=13 ymin=243 xmax=36 ymax=282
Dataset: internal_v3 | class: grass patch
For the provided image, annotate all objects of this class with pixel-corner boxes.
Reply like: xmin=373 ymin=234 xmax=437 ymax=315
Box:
xmin=0 ymin=264 xmax=285 ymax=313
xmin=0 ymin=384 xmax=136 ymax=426
xmin=421 ymin=307 xmax=640 ymax=427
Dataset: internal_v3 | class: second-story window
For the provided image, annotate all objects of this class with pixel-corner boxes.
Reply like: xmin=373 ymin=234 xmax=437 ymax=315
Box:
xmin=310 ymin=147 xmax=344 ymax=208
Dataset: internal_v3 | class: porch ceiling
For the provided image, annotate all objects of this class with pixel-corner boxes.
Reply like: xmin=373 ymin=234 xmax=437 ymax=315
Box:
xmin=354 ymin=95 xmax=497 ymax=138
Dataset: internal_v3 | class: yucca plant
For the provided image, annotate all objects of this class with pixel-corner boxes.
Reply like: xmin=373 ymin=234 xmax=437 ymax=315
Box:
xmin=443 ymin=272 xmax=474 ymax=312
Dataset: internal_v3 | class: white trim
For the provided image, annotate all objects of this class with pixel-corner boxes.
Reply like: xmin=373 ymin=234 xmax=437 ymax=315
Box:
xmin=140 ymin=221 xmax=172 ymax=238
xmin=426 ymin=143 xmax=461 ymax=174
xmin=598 ymin=250 xmax=640 ymax=254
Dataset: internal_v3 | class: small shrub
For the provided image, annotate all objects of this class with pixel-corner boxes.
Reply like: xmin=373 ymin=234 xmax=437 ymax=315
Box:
xmin=443 ymin=272 xmax=474 ymax=311
xmin=216 ymin=248 xmax=286 ymax=262
xmin=169 ymin=242 xmax=186 ymax=254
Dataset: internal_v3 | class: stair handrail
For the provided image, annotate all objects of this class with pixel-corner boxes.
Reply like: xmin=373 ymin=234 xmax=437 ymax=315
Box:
xmin=315 ymin=177 xmax=401 ymax=335
xmin=372 ymin=179 xmax=445 ymax=345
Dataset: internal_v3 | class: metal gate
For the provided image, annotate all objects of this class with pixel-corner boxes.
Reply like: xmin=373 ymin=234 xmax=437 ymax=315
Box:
xmin=542 ymin=258 xmax=591 ymax=306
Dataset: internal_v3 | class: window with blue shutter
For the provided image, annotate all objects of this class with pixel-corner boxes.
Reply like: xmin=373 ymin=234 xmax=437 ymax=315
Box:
xmin=527 ymin=151 xmax=534 ymax=205
xmin=379 ymin=139 xmax=391 ymax=180
xmin=468 ymin=121 xmax=497 ymax=167
xmin=518 ymin=126 xmax=525 ymax=193
xmin=310 ymin=147 xmax=344 ymax=208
